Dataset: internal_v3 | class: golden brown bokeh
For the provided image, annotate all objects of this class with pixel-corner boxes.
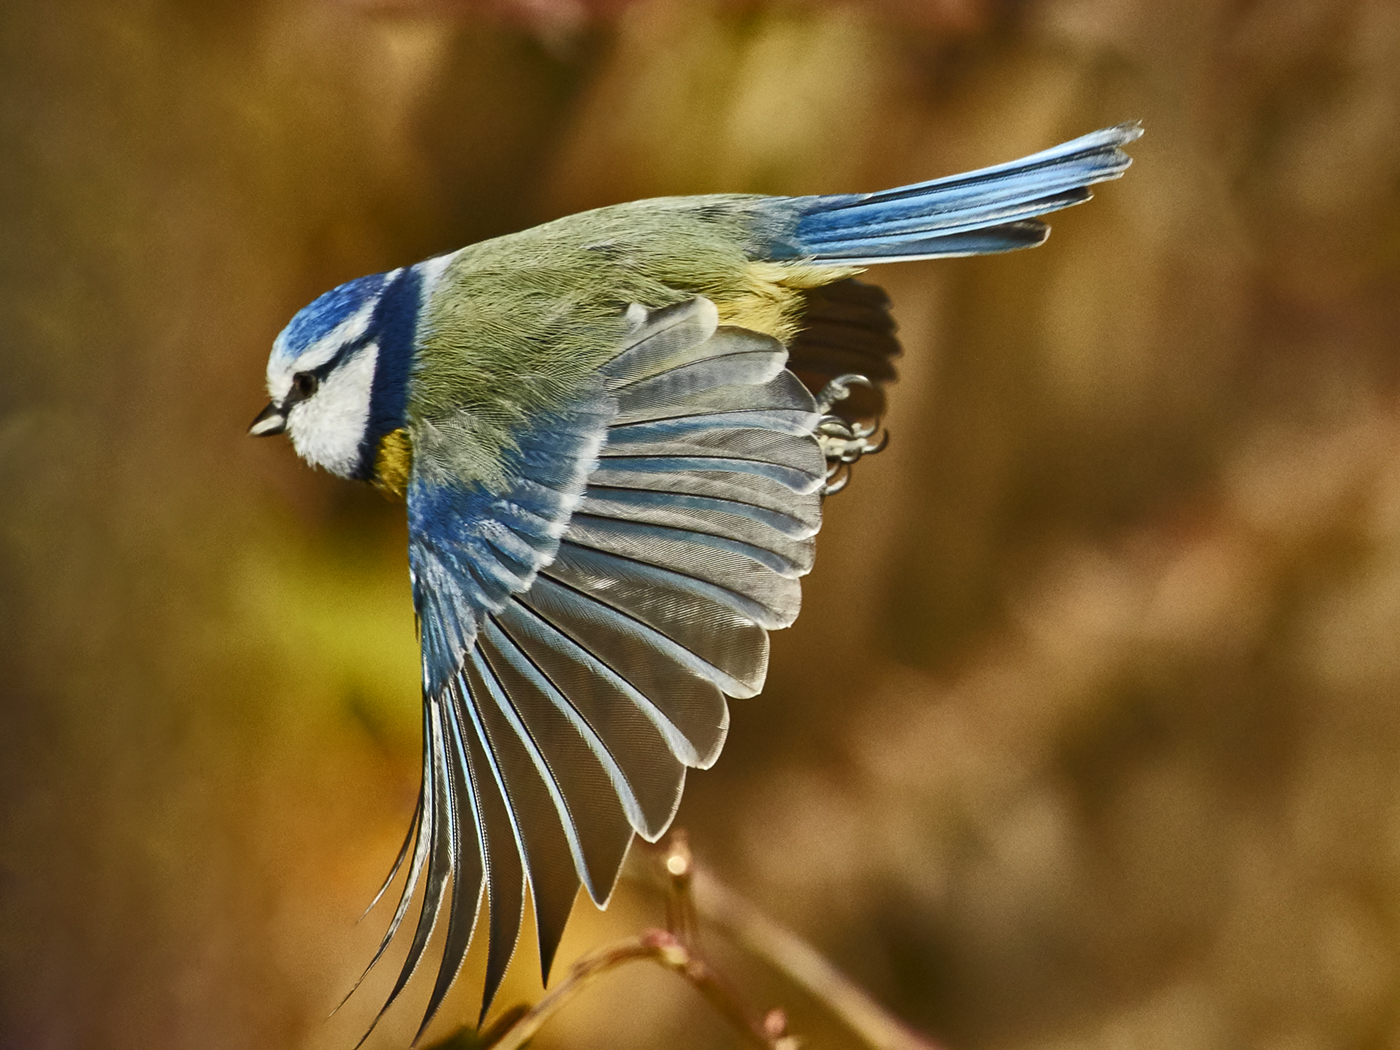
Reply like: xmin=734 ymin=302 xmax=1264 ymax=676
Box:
xmin=2 ymin=1 xmax=1398 ymax=1048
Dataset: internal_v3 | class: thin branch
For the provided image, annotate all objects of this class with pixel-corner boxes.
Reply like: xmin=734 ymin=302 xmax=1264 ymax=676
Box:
xmin=429 ymin=835 xmax=940 ymax=1050
xmin=688 ymin=866 xmax=945 ymax=1050
xmin=483 ymin=928 xmax=786 ymax=1050
xmin=663 ymin=829 xmax=700 ymax=948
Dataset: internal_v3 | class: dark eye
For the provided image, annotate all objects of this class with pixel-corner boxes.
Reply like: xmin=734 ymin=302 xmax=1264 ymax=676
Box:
xmin=290 ymin=371 xmax=318 ymax=401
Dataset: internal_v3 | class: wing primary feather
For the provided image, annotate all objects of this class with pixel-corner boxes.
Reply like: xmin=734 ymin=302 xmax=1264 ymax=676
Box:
xmin=483 ymin=605 xmax=636 ymax=903
xmin=355 ymin=701 xmax=456 ymax=1049
xmin=481 ymin=587 xmax=689 ymax=838
xmin=412 ymin=680 xmax=486 ymax=1045
xmin=469 ymin=625 xmax=582 ymax=980
xmin=357 ymin=791 xmax=423 ymax=923
xmin=521 ymin=572 xmax=762 ymax=700
xmin=337 ymin=710 xmax=438 ymax=1018
xmin=506 ymin=560 xmax=733 ymax=767
xmin=453 ymin=665 xmax=527 ymax=1021
xmin=497 ymin=593 xmax=723 ymax=771
xmin=543 ymin=538 xmax=773 ymax=698
xmin=478 ymin=602 xmax=649 ymax=843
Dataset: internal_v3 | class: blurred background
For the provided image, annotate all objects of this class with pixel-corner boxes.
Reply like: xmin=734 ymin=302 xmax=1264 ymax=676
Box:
xmin=3 ymin=0 xmax=1400 ymax=1047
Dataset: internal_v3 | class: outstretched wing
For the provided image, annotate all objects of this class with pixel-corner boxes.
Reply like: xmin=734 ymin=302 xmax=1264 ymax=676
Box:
xmin=359 ymin=298 xmax=827 ymax=1041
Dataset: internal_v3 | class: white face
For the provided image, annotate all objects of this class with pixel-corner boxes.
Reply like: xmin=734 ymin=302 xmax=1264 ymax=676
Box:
xmin=265 ymin=302 xmax=379 ymax=478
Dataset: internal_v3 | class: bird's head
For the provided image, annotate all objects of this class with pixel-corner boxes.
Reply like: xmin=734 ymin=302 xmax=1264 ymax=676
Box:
xmin=251 ymin=266 xmax=422 ymax=491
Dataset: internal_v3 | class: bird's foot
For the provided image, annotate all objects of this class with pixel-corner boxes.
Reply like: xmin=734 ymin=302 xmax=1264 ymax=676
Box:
xmin=813 ymin=374 xmax=888 ymax=495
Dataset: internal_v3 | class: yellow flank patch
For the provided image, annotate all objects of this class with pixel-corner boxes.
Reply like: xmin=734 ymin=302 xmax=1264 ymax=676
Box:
xmin=373 ymin=428 xmax=413 ymax=499
xmin=716 ymin=261 xmax=862 ymax=343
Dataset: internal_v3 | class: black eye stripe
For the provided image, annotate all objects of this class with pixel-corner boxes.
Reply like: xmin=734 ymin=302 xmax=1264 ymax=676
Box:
xmin=284 ymin=334 xmax=373 ymax=405
xmin=325 ymin=331 xmax=374 ymax=372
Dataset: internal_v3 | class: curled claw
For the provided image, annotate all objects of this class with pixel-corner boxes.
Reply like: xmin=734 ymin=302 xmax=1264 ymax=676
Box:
xmin=815 ymin=373 xmax=875 ymax=415
xmin=817 ymin=418 xmax=856 ymax=446
xmin=822 ymin=464 xmax=852 ymax=495
xmin=813 ymin=372 xmax=888 ymax=495
xmin=862 ymin=428 xmax=890 ymax=456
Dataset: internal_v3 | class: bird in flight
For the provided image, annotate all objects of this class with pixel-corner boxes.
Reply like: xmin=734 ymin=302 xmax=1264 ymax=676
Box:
xmin=250 ymin=121 xmax=1141 ymax=1043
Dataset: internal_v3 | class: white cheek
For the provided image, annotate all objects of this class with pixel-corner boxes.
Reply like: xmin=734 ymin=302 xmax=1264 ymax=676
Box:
xmin=288 ymin=343 xmax=379 ymax=477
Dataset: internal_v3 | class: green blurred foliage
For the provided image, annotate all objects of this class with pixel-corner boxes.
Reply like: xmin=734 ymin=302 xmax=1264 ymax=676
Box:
xmin=2 ymin=0 xmax=1399 ymax=1048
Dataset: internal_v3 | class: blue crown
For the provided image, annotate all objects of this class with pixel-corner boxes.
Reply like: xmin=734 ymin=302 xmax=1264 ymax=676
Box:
xmin=278 ymin=271 xmax=390 ymax=361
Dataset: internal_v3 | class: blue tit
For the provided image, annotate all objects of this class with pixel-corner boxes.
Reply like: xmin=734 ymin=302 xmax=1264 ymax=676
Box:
xmin=251 ymin=122 xmax=1140 ymax=1039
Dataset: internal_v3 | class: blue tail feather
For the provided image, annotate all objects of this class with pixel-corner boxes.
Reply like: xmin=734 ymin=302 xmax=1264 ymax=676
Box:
xmin=801 ymin=222 xmax=1051 ymax=264
xmin=778 ymin=122 xmax=1140 ymax=264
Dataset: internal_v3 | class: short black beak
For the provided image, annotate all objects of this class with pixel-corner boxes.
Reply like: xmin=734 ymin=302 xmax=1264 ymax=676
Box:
xmin=249 ymin=401 xmax=287 ymax=437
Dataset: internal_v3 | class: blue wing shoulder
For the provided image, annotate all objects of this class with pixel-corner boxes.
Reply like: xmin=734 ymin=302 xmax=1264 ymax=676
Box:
xmin=408 ymin=389 xmax=612 ymax=700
